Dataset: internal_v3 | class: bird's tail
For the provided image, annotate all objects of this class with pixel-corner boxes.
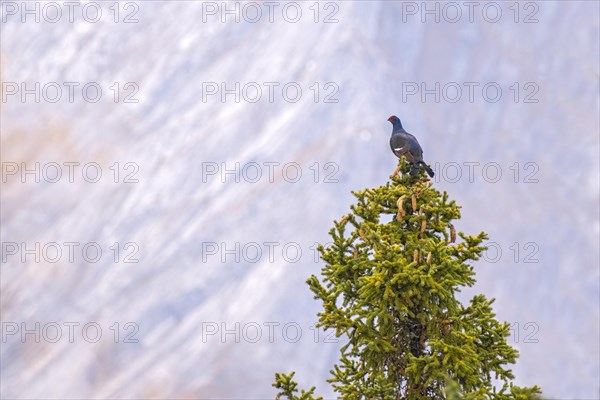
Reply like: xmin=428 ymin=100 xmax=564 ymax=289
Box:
xmin=417 ymin=162 xmax=434 ymax=177
xmin=424 ymin=164 xmax=434 ymax=178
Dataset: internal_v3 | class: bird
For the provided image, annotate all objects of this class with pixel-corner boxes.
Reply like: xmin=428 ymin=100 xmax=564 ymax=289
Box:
xmin=388 ymin=115 xmax=434 ymax=177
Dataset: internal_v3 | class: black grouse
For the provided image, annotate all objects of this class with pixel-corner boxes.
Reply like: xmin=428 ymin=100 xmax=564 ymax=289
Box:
xmin=388 ymin=115 xmax=434 ymax=177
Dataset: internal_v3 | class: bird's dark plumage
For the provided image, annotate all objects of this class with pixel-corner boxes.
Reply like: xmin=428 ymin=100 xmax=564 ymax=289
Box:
xmin=388 ymin=115 xmax=434 ymax=177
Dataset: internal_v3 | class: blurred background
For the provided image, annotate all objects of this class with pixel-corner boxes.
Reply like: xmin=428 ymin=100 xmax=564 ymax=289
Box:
xmin=1 ymin=1 xmax=599 ymax=399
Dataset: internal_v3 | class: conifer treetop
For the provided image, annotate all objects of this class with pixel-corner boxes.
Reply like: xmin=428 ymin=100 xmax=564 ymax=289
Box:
xmin=273 ymin=160 xmax=542 ymax=400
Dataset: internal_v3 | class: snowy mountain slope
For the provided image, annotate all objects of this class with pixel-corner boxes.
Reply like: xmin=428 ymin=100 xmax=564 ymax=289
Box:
xmin=1 ymin=1 xmax=599 ymax=398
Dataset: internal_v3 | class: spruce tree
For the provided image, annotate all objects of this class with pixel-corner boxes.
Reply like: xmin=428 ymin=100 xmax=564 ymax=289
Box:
xmin=273 ymin=160 xmax=542 ymax=399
